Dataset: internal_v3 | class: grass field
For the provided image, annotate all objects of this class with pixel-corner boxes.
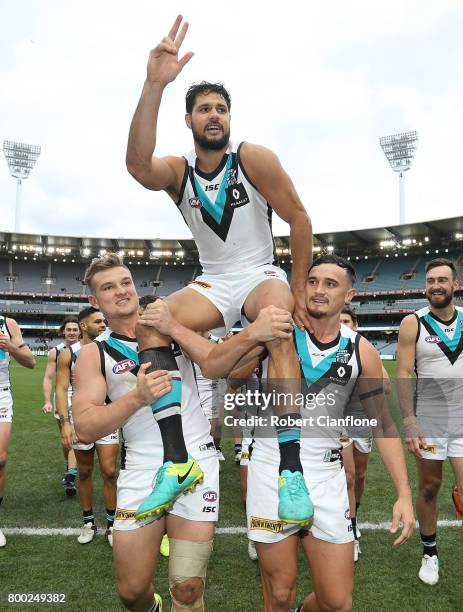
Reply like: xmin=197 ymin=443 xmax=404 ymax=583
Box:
xmin=0 ymin=359 xmax=462 ymax=611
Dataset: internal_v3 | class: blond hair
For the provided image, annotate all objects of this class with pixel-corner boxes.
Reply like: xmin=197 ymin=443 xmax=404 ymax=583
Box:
xmin=84 ymin=253 xmax=129 ymax=290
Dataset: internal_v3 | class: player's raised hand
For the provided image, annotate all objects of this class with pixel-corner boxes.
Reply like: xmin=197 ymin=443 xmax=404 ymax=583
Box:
xmin=138 ymin=299 xmax=173 ymax=337
xmin=291 ymin=286 xmax=313 ymax=333
xmin=135 ymin=363 xmax=172 ymax=406
xmin=147 ymin=15 xmax=193 ymax=86
xmin=249 ymin=305 xmax=293 ymax=343
xmin=390 ymin=494 xmax=415 ymax=547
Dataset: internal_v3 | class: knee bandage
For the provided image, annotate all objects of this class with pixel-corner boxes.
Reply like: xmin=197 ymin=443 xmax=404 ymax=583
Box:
xmin=168 ymin=539 xmax=213 ymax=610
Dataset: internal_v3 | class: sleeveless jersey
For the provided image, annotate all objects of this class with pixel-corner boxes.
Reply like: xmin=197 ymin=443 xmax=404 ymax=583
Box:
xmin=193 ymin=362 xmax=218 ymax=414
xmin=414 ymin=305 xmax=463 ymax=414
xmin=177 ymin=140 xmax=276 ymax=274
xmin=68 ymin=341 xmax=82 ymax=409
xmin=0 ymin=316 xmax=11 ymax=387
xmin=55 ymin=342 xmax=65 ymax=360
xmin=252 ymin=324 xmax=361 ymax=476
xmin=95 ymin=330 xmax=212 ymax=469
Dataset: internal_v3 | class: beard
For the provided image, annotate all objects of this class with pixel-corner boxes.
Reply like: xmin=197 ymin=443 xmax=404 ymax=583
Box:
xmin=192 ymin=124 xmax=230 ymax=150
xmin=427 ymin=290 xmax=453 ymax=309
xmin=307 ymin=305 xmax=327 ymax=319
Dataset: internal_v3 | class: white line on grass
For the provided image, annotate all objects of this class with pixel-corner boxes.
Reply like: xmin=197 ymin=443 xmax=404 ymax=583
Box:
xmin=2 ymin=520 xmax=461 ymax=537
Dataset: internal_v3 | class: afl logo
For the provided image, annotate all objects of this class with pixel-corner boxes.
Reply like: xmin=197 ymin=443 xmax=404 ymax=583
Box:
xmin=203 ymin=491 xmax=218 ymax=503
xmin=189 ymin=197 xmax=202 ymax=209
xmin=425 ymin=336 xmax=440 ymax=344
xmin=112 ymin=359 xmax=137 ymax=374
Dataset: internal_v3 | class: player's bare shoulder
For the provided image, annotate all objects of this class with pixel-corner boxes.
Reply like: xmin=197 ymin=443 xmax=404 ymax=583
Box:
xmin=239 ymin=142 xmax=280 ymax=176
xmin=398 ymin=313 xmax=419 ymax=339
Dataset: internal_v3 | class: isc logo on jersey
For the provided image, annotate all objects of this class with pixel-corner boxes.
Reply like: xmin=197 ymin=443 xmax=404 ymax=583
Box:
xmin=113 ymin=359 xmax=137 ymax=374
xmin=425 ymin=336 xmax=441 ymax=344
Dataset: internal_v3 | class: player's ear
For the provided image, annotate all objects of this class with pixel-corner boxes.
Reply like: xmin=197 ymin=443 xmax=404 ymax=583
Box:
xmin=345 ymin=287 xmax=356 ymax=304
xmin=88 ymin=295 xmax=99 ymax=309
xmin=185 ymin=113 xmax=192 ymax=129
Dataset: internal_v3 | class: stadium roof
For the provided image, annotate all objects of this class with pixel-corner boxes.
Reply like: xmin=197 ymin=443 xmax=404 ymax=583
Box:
xmin=1 ymin=215 xmax=462 ymax=262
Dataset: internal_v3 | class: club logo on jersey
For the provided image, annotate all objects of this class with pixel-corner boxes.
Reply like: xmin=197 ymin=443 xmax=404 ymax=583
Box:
xmin=203 ymin=491 xmax=218 ymax=502
xmin=226 ymin=168 xmax=238 ymax=185
xmin=250 ymin=516 xmax=284 ymax=534
xmin=425 ymin=335 xmax=441 ymax=344
xmin=189 ymin=197 xmax=202 ymax=209
xmin=226 ymin=182 xmax=250 ymax=209
xmin=112 ymin=358 xmax=137 ymax=374
xmin=336 ymin=349 xmax=350 ymax=364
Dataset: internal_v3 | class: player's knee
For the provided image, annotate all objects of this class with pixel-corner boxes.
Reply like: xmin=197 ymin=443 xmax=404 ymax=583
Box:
xmin=422 ymin=477 xmax=441 ymax=501
xmin=100 ymin=465 xmax=117 ymax=482
xmin=78 ymin=466 xmax=92 ymax=480
xmin=355 ymin=467 xmax=367 ymax=484
xmin=315 ymin=591 xmax=352 ymax=612
xmin=117 ymin=579 xmax=148 ymax=609
xmin=0 ymin=451 xmax=7 ymax=470
xmin=268 ymin=583 xmax=295 ymax=609
xmin=170 ymin=577 xmax=203 ymax=608
xmin=169 ymin=539 xmax=212 ymax=609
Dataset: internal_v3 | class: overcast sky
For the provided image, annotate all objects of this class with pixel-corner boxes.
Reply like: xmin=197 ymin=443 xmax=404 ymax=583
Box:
xmin=1 ymin=1 xmax=462 ymax=241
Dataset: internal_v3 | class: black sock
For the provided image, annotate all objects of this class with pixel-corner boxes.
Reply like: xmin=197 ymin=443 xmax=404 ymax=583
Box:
xmin=139 ymin=346 xmax=188 ymax=464
xmin=157 ymin=415 xmax=188 ymax=463
xmin=356 ymin=501 xmax=360 ymax=513
xmin=234 ymin=444 xmax=242 ymax=453
xmin=278 ymin=439 xmax=303 ymax=475
xmin=421 ymin=532 xmax=437 ymax=557
xmin=351 ymin=516 xmax=358 ymax=540
xmin=83 ymin=509 xmax=94 ymax=525
xmin=106 ymin=508 xmax=115 ymax=529
xmin=0 ymin=496 xmax=3 ymax=508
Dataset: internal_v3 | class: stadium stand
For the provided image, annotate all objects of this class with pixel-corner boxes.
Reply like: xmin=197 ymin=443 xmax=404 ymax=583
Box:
xmin=0 ymin=216 xmax=462 ymax=355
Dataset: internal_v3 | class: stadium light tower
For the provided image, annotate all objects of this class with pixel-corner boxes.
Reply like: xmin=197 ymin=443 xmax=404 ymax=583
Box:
xmin=3 ymin=140 xmax=41 ymax=233
xmin=379 ymin=131 xmax=418 ymax=225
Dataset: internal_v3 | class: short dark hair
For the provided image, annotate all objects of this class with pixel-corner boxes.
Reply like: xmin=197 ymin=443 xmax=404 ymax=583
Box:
xmin=59 ymin=316 xmax=79 ymax=334
xmin=341 ymin=305 xmax=358 ymax=326
xmin=309 ymin=255 xmax=356 ymax=286
xmin=425 ymin=258 xmax=457 ymax=279
xmin=78 ymin=306 xmax=100 ymax=323
xmin=185 ymin=82 xmax=231 ymax=114
xmin=138 ymin=295 xmax=160 ymax=309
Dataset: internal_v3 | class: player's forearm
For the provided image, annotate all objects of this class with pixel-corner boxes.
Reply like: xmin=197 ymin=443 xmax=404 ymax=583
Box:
xmin=43 ymin=377 xmax=53 ymax=403
xmin=169 ymin=321 xmax=259 ymax=379
xmin=55 ymin=387 xmax=69 ymax=419
xmin=198 ymin=329 xmax=261 ymax=379
xmin=396 ymin=370 xmax=415 ymax=419
xmin=74 ymin=389 xmax=142 ymax=443
xmin=375 ymin=437 xmax=412 ymax=498
xmin=9 ymin=345 xmax=35 ymax=369
xmin=126 ymin=80 xmax=165 ymax=175
xmin=289 ymin=212 xmax=312 ymax=290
